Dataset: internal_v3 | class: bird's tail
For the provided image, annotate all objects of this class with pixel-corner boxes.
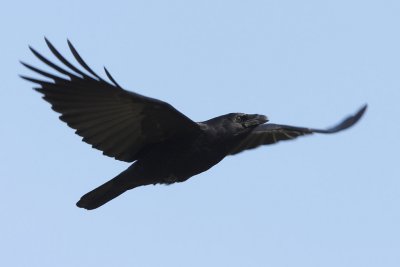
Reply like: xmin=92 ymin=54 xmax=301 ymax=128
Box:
xmin=76 ymin=169 xmax=138 ymax=210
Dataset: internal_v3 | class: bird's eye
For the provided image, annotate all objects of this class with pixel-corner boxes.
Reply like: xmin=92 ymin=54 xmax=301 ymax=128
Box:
xmin=236 ymin=115 xmax=247 ymax=123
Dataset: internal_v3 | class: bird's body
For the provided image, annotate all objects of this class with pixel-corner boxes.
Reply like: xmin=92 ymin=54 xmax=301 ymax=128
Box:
xmin=76 ymin=117 xmax=256 ymax=209
xmin=21 ymin=39 xmax=367 ymax=210
xmin=129 ymin=129 xmax=225 ymax=185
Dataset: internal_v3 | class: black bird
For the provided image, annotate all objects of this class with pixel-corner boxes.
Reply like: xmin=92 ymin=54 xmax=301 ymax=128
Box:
xmin=21 ymin=39 xmax=367 ymax=210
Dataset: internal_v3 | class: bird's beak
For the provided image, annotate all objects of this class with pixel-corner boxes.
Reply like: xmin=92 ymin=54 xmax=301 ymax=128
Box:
xmin=244 ymin=114 xmax=269 ymax=128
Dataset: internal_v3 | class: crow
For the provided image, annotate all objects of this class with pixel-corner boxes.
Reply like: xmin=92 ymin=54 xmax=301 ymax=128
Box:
xmin=21 ymin=39 xmax=367 ymax=210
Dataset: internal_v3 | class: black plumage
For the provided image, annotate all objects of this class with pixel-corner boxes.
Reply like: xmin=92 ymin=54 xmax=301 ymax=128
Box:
xmin=21 ymin=39 xmax=367 ymax=210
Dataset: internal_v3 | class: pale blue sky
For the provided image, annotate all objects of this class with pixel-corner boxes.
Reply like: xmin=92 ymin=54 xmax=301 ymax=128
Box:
xmin=1 ymin=1 xmax=399 ymax=266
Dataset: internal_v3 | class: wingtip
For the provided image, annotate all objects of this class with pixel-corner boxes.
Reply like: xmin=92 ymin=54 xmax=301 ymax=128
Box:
xmin=310 ymin=103 xmax=368 ymax=134
xmin=19 ymin=60 xmax=34 ymax=70
xmin=28 ymin=45 xmax=36 ymax=53
xmin=68 ymin=37 xmax=81 ymax=53
xmin=19 ymin=74 xmax=32 ymax=81
xmin=360 ymin=103 xmax=368 ymax=112
xmin=66 ymin=39 xmax=78 ymax=57
xmin=44 ymin=37 xmax=53 ymax=49
xmin=103 ymin=66 xmax=122 ymax=88
xmin=336 ymin=104 xmax=368 ymax=132
xmin=354 ymin=103 xmax=368 ymax=121
xmin=44 ymin=37 xmax=59 ymax=53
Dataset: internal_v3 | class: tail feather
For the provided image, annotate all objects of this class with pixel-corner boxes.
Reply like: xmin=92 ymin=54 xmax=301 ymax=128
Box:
xmin=77 ymin=164 xmax=159 ymax=210
xmin=77 ymin=171 xmax=133 ymax=210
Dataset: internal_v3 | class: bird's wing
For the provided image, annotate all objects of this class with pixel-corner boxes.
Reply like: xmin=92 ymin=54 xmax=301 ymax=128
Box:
xmin=21 ymin=39 xmax=201 ymax=162
xmin=229 ymin=105 xmax=367 ymax=155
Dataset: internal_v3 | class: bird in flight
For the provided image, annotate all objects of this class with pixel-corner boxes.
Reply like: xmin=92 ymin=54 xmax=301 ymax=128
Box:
xmin=21 ymin=39 xmax=367 ymax=210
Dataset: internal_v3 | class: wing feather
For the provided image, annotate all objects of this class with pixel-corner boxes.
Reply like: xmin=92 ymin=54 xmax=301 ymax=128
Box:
xmin=22 ymin=39 xmax=201 ymax=162
xmin=230 ymin=105 xmax=367 ymax=155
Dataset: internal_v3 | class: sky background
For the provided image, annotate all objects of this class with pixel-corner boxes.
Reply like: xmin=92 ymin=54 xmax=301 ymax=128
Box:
xmin=1 ymin=0 xmax=399 ymax=266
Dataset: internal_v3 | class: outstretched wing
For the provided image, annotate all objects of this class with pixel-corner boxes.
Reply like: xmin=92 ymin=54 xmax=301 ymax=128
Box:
xmin=229 ymin=105 xmax=367 ymax=155
xmin=21 ymin=38 xmax=201 ymax=162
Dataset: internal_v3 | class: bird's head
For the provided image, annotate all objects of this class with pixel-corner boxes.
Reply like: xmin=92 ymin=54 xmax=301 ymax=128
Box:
xmin=222 ymin=113 xmax=269 ymax=134
xmin=202 ymin=113 xmax=268 ymax=136
xmin=232 ymin=112 xmax=268 ymax=126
